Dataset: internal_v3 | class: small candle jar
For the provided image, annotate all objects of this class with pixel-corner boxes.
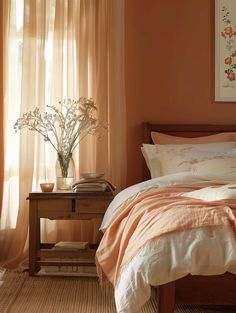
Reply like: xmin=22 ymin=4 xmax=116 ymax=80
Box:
xmin=40 ymin=183 xmax=54 ymax=192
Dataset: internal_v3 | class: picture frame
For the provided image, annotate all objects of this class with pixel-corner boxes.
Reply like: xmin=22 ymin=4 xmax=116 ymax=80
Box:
xmin=215 ymin=0 xmax=236 ymax=102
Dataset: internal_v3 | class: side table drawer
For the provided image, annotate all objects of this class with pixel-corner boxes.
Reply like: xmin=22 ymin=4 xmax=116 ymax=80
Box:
xmin=75 ymin=198 xmax=111 ymax=214
xmin=38 ymin=199 xmax=72 ymax=217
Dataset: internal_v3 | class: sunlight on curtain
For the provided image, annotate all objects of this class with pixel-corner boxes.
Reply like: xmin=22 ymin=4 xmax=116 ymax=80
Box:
xmin=1 ymin=0 xmax=126 ymax=269
xmin=1 ymin=0 xmax=22 ymax=230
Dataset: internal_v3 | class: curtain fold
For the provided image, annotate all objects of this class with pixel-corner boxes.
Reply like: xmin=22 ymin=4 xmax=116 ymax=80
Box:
xmin=0 ymin=0 xmax=126 ymax=270
xmin=0 ymin=1 xmax=4 ymax=218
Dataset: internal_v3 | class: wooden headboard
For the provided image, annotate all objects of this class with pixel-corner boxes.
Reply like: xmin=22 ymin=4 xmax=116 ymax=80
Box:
xmin=143 ymin=123 xmax=236 ymax=180
xmin=144 ymin=123 xmax=236 ymax=144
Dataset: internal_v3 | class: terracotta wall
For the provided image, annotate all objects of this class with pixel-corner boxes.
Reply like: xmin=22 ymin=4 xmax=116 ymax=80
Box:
xmin=125 ymin=0 xmax=236 ymax=186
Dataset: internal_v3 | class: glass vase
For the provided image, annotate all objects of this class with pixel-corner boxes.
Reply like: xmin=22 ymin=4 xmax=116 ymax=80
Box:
xmin=56 ymin=153 xmax=75 ymax=190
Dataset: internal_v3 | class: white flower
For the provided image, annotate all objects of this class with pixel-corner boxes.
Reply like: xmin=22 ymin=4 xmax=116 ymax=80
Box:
xmin=14 ymin=98 xmax=104 ymax=177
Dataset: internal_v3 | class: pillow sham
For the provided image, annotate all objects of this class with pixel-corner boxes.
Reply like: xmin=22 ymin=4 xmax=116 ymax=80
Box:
xmin=191 ymin=157 xmax=236 ymax=176
xmin=142 ymin=142 xmax=236 ymax=178
xmin=141 ymin=145 xmax=162 ymax=178
xmin=182 ymin=184 xmax=236 ymax=201
xmin=151 ymin=131 xmax=236 ymax=145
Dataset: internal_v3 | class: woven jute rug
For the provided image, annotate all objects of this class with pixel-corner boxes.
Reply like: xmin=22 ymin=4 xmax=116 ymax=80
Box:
xmin=0 ymin=271 xmax=236 ymax=313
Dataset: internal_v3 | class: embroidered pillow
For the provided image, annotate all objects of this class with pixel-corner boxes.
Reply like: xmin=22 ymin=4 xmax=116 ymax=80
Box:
xmin=191 ymin=157 xmax=236 ymax=176
xmin=142 ymin=142 xmax=236 ymax=178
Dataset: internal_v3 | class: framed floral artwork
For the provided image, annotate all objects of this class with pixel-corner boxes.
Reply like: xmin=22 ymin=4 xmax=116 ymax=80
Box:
xmin=215 ymin=0 xmax=236 ymax=101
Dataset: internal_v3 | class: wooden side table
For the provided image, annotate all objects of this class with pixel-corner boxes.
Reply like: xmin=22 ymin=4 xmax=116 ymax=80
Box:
xmin=28 ymin=191 xmax=114 ymax=276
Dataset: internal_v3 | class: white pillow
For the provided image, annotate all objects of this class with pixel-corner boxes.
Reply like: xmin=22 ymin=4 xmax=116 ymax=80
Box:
xmin=192 ymin=157 xmax=236 ymax=176
xmin=141 ymin=145 xmax=162 ymax=178
xmin=182 ymin=184 xmax=236 ymax=201
xmin=142 ymin=142 xmax=236 ymax=178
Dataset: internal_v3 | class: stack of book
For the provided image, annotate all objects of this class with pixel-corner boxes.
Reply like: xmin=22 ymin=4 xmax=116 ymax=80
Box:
xmin=71 ymin=178 xmax=115 ymax=193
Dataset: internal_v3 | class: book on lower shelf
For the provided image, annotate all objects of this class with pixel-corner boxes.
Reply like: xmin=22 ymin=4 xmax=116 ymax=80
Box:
xmin=53 ymin=241 xmax=89 ymax=251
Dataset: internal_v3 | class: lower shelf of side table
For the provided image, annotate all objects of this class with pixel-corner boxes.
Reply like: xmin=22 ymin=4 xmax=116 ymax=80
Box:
xmin=35 ymin=243 xmax=98 ymax=272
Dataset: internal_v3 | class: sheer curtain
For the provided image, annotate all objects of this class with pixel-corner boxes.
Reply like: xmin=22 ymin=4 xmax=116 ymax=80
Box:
xmin=0 ymin=0 xmax=126 ymax=269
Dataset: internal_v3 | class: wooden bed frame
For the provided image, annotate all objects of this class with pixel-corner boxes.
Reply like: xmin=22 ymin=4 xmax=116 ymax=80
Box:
xmin=144 ymin=123 xmax=236 ymax=313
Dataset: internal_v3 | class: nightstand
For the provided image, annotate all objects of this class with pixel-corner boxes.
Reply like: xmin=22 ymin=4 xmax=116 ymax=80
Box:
xmin=28 ymin=191 xmax=114 ymax=276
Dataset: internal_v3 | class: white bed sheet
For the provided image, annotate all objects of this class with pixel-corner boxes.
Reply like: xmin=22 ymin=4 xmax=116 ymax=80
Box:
xmin=115 ymin=227 xmax=236 ymax=313
xmin=99 ymin=172 xmax=236 ymax=313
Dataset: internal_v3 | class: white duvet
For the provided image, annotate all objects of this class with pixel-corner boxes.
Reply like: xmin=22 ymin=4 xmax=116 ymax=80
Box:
xmin=100 ymin=172 xmax=236 ymax=313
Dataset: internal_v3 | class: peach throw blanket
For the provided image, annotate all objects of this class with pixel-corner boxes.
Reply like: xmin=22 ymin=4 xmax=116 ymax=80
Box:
xmin=96 ymin=182 xmax=236 ymax=286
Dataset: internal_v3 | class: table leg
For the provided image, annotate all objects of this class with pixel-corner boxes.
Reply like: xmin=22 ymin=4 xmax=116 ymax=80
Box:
xmin=29 ymin=200 xmax=40 ymax=276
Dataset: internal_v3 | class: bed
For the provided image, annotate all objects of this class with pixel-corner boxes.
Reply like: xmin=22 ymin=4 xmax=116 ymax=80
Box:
xmin=96 ymin=123 xmax=236 ymax=313
xmin=144 ymin=123 xmax=236 ymax=313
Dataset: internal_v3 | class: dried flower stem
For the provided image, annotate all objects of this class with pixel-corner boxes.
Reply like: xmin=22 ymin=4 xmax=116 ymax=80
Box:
xmin=14 ymin=98 xmax=103 ymax=178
